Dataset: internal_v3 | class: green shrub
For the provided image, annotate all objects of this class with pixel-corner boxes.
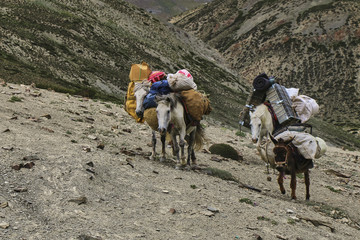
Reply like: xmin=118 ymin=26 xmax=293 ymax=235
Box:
xmin=9 ymin=96 xmax=23 ymax=102
xmin=209 ymin=143 xmax=239 ymax=160
xmin=239 ymin=198 xmax=253 ymax=205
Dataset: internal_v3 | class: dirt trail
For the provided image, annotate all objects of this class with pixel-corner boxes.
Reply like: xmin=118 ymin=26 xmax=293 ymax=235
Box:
xmin=0 ymin=83 xmax=359 ymax=240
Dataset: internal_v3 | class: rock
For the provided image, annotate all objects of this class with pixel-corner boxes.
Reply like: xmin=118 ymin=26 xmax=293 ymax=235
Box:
xmin=162 ymin=190 xmax=169 ymax=194
xmin=210 ymin=156 xmax=222 ymax=162
xmin=290 ymin=216 xmax=300 ymax=222
xmin=0 ymin=222 xmax=9 ymax=229
xmin=68 ymin=196 xmax=87 ymax=205
xmin=83 ymin=147 xmax=91 ymax=152
xmin=97 ymin=143 xmax=105 ymax=150
xmin=77 ymin=234 xmax=101 ymax=240
xmin=286 ymin=209 xmax=295 ymax=214
xmin=87 ymin=135 xmax=98 ymax=140
xmin=14 ymin=187 xmax=28 ymax=192
xmin=12 ymin=162 xmax=35 ymax=170
xmin=201 ymin=210 xmax=215 ymax=217
xmin=2 ymin=146 xmax=14 ymax=151
xmin=40 ymin=114 xmax=51 ymax=119
xmin=0 ymin=202 xmax=8 ymax=208
xmin=207 ymin=206 xmax=220 ymax=213
xmin=169 ymin=208 xmax=176 ymax=214
xmin=23 ymin=155 xmax=40 ymax=161
xmin=86 ymin=162 xmax=94 ymax=167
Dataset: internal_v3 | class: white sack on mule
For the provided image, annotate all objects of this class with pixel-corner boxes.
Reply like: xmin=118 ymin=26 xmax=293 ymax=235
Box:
xmin=275 ymin=130 xmax=326 ymax=159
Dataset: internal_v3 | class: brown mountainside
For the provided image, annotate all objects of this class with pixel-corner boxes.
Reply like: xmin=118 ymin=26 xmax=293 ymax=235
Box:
xmin=171 ymin=0 xmax=360 ymax=141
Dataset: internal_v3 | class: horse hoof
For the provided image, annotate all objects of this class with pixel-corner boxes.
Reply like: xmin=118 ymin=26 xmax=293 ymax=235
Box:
xmin=160 ymin=157 xmax=166 ymax=162
xmin=281 ymin=190 xmax=286 ymax=194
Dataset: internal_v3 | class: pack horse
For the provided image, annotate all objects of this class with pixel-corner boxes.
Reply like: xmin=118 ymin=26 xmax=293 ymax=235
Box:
xmin=156 ymin=93 xmax=204 ymax=167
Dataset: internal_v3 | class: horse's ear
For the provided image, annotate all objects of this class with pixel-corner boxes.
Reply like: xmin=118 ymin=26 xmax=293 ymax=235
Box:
xmin=269 ymin=134 xmax=278 ymax=144
xmin=155 ymin=95 xmax=161 ymax=102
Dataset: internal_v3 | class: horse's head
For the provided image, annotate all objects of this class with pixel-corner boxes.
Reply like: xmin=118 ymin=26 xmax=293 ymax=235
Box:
xmin=156 ymin=94 xmax=175 ymax=135
xmin=134 ymin=80 xmax=150 ymax=118
xmin=249 ymin=104 xmax=274 ymax=143
xmin=249 ymin=109 xmax=262 ymax=143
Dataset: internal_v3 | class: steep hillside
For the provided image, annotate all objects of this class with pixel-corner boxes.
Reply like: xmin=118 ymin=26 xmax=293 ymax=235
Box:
xmin=0 ymin=0 xmax=247 ymax=126
xmin=171 ymin=0 xmax=360 ymax=141
xmin=1 ymin=83 xmax=360 ymax=239
xmin=124 ymin=0 xmax=212 ymax=21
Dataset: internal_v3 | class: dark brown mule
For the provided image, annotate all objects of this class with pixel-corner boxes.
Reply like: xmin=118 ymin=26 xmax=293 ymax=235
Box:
xmin=270 ymin=135 xmax=314 ymax=200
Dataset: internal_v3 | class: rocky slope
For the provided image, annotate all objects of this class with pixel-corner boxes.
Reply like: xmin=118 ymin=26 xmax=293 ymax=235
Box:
xmin=1 ymin=83 xmax=360 ymax=239
xmin=124 ymin=0 xmax=212 ymax=21
xmin=0 ymin=0 xmax=247 ymax=126
xmin=171 ymin=0 xmax=360 ymax=138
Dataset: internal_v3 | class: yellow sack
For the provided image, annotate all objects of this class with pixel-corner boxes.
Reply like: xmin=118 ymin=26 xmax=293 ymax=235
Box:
xmin=180 ymin=89 xmax=212 ymax=121
xmin=125 ymin=62 xmax=152 ymax=123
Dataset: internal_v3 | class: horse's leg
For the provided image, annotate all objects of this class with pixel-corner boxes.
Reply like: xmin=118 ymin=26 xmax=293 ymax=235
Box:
xmin=191 ymin=149 xmax=196 ymax=165
xmin=186 ymin=130 xmax=196 ymax=166
xmin=179 ymin=129 xmax=186 ymax=166
xmin=290 ymin=170 xmax=297 ymax=200
xmin=160 ymin=133 xmax=166 ymax=162
xmin=150 ymin=130 xmax=156 ymax=160
xmin=278 ymin=171 xmax=286 ymax=195
xmin=304 ymin=170 xmax=310 ymax=200
xmin=172 ymin=133 xmax=180 ymax=164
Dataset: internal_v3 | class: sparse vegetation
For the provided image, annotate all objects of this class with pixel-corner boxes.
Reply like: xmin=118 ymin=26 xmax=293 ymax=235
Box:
xmin=235 ymin=130 xmax=246 ymax=137
xmin=326 ymin=186 xmax=341 ymax=193
xmin=204 ymin=167 xmax=238 ymax=182
xmin=9 ymin=96 xmax=23 ymax=102
xmin=209 ymin=144 xmax=240 ymax=161
xmin=257 ymin=216 xmax=278 ymax=225
xmin=239 ymin=198 xmax=253 ymax=205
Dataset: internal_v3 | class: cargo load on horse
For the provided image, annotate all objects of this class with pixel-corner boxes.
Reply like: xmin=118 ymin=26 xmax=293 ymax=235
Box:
xmin=124 ymin=62 xmax=152 ymax=123
xmin=242 ymin=73 xmax=326 ymax=174
xmin=137 ymin=68 xmax=211 ymax=124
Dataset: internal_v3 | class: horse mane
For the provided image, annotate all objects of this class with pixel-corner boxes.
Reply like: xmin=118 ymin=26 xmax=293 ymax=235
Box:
xmin=134 ymin=80 xmax=150 ymax=93
xmin=155 ymin=93 xmax=178 ymax=110
xmin=251 ymin=104 xmax=268 ymax=119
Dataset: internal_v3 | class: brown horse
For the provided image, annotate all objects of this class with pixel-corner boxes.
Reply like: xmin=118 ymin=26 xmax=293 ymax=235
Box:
xmin=270 ymin=135 xmax=314 ymax=200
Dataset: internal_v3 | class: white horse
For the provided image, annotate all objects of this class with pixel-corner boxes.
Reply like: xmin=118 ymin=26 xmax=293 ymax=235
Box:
xmin=134 ymin=81 xmax=166 ymax=161
xmin=249 ymin=103 xmax=277 ymax=169
xmin=156 ymin=93 xmax=204 ymax=167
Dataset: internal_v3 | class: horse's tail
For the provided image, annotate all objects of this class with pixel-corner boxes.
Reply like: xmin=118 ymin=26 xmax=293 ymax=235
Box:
xmin=193 ymin=124 xmax=205 ymax=151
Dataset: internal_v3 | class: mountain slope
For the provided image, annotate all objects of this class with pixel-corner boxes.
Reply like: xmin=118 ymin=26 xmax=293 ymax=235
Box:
xmin=0 ymin=0 xmax=248 ymax=126
xmin=171 ymin=0 xmax=360 ymax=139
xmin=124 ymin=0 xmax=212 ymax=21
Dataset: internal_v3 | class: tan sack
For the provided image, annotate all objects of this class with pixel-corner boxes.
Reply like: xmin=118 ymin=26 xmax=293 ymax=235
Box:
xmin=292 ymin=95 xmax=319 ymax=123
xmin=144 ymin=108 xmax=158 ymax=131
xmin=180 ymin=89 xmax=211 ymax=121
xmin=125 ymin=62 xmax=152 ymax=123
